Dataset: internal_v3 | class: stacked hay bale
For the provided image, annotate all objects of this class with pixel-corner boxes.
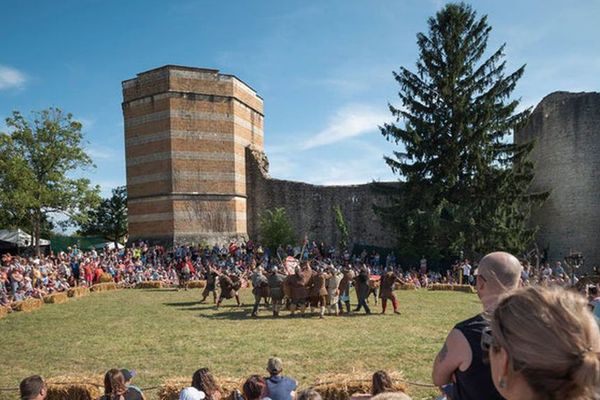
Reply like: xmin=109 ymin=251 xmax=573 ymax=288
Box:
xmin=186 ymin=280 xmax=207 ymax=289
xmin=12 ymin=298 xmax=44 ymax=312
xmin=99 ymin=273 xmax=114 ymax=283
xmin=159 ymin=377 xmax=243 ymax=400
xmin=311 ymin=372 xmax=407 ymax=400
xmin=67 ymin=287 xmax=90 ymax=298
xmin=429 ymin=284 xmax=475 ymax=293
xmin=137 ymin=281 xmax=163 ymax=289
xmin=45 ymin=375 xmax=104 ymax=400
xmin=44 ymin=292 xmax=69 ymax=304
xmin=90 ymin=282 xmax=118 ymax=292
xmin=397 ymin=283 xmax=417 ymax=290
xmin=0 ymin=305 xmax=9 ymax=319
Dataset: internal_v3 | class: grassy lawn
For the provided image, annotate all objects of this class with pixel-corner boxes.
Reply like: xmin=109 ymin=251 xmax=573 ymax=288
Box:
xmin=0 ymin=288 xmax=481 ymax=400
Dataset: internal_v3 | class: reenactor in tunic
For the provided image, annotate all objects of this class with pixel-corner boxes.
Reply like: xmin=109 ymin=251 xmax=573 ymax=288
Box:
xmin=288 ymin=266 xmax=309 ymax=316
xmin=217 ymin=270 xmax=241 ymax=308
xmin=200 ymin=266 xmax=219 ymax=303
xmin=338 ymin=266 xmax=355 ymax=314
xmin=326 ymin=266 xmax=342 ymax=315
xmin=308 ymin=267 xmax=329 ymax=318
xmin=379 ymin=266 xmax=402 ymax=314
xmin=251 ymin=267 xmax=270 ymax=317
xmin=268 ymin=266 xmax=286 ymax=316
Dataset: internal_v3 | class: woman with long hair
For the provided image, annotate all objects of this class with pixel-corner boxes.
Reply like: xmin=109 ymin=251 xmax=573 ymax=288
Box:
xmin=100 ymin=369 xmax=142 ymax=400
xmin=191 ymin=368 xmax=221 ymax=400
xmin=485 ymin=286 xmax=600 ymax=400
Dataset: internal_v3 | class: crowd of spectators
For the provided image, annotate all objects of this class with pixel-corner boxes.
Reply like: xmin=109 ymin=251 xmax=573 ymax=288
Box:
xmin=1 ymin=238 xmax=595 ymax=310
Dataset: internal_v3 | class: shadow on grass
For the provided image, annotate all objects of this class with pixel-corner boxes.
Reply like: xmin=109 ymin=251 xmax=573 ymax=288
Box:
xmin=143 ymin=288 xmax=179 ymax=292
xmin=200 ymin=309 xmax=375 ymax=320
xmin=163 ymin=301 xmax=204 ymax=307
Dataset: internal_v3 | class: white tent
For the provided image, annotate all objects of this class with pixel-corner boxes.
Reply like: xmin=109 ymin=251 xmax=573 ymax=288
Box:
xmin=0 ymin=229 xmax=50 ymax=247
xmin=93 ymin=241 xmax=124 ymax=250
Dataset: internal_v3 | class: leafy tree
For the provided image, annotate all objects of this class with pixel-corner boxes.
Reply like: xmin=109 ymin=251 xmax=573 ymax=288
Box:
xmin=0 ymin=108 xmax=100 ymax=255
xmin=79 ymin=186 xmax=128 ymax=249
xmin=259 ymin=208 xmax=296 ymax=252
xmin=333 ymin=205 xmax=350 ymax=250
xmin=378 ymin=3 xmax=546 ymax=262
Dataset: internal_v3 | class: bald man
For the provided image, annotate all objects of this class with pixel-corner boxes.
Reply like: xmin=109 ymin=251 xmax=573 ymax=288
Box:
xmin=432 ymin=251 xmax=521 ymax=400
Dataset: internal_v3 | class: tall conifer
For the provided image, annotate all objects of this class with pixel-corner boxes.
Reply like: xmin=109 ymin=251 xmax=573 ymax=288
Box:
xmin=378 ymin=3 xmax=546 ymax=261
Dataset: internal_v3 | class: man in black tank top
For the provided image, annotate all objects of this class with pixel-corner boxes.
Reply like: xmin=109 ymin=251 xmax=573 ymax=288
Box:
xmin=431 ymin=252 xmax=522 ymax=400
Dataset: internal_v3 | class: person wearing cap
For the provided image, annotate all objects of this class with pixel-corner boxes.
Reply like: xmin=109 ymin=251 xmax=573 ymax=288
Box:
xmin=431 ymin=251 xmax=522 ymax=400
xmin=121 ymin=369 xmax=144 ymax=398
xmin=265 ymin=358 xmax=297 ymax=400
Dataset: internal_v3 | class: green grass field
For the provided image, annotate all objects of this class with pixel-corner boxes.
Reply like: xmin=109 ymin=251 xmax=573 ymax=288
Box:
xmin=0 ymin=288 xmax=481 ymax=400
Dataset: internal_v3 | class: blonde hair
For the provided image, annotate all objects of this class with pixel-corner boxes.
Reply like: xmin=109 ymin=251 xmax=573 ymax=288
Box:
xmin=491 ymin=286 xmax=600 ymax=399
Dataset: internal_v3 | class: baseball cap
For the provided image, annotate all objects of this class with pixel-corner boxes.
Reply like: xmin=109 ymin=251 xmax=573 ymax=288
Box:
xmin=180 ymin=387 xmax=206 ymax=400
xmin=120 ymin=369 xmax=136 ymax=382
xmin=267 ymin=357 xmax=283 ymax=374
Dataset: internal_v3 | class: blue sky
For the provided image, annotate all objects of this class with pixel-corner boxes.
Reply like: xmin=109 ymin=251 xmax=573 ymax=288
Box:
xmin=1 ymin=0 xmax=599 ymax=197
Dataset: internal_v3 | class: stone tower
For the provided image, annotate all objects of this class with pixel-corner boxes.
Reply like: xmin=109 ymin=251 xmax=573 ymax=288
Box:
xmin=122 ymin=65 xmax=264 ymax=245
xmin=516 ymin=91 xmax=600 ymax=270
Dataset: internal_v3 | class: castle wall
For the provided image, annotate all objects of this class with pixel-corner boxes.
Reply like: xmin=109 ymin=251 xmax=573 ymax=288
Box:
xmin=245 ymin=148 xmax=398 ymax=249
xmin=516 ymin=92 xmax=600 ymax=270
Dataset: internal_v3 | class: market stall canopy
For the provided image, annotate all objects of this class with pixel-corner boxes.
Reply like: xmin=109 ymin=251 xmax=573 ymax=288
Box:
xmin=0 ymin=229 xmax=50 ymax=247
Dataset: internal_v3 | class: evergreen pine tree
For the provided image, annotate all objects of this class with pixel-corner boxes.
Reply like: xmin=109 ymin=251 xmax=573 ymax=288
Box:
xmin=378 ymin=2 xmax=546 ymax=261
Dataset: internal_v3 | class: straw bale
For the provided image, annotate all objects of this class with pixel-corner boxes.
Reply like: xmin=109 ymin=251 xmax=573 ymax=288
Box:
xmin=44 ymin=292 xmax=69 ymax=304
xmin=46 ymin=375 xmax=104 ymax=400
xmin=12 ymin=297 xmax=44 ymax=312
xmin=68 ymin=287 xmax=90 ymax=298
xmin=0 ymin=306 xmax=8 ymax=319
xmin=99 ymin=273 xmax=114 ymax=283
xmin=397 ymin=283 xmax=416 ymax=290
xmin=138 ymin=281 xmax=163 ymax=289
xmin=453 ymin=284 xmax=476 ymax=293
xmin=90 ymin=282 xmax=118 ymax=292
xmin=186 ymin=280 xmax=207 ymax=289
xmin=312 ymin=372 xmax=408 ymax=400
xmin=159 ymin=376 xmax=243 ymax=400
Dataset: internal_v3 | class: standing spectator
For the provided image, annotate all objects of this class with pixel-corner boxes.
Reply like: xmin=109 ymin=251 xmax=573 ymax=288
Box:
xmin=432 ymin=251 xmax=521 ymax=400
xmin=485 ymin=286 xmax=600 ymax=400
xmin=264 ymin=358 xmax=297 ymax=400
xmin=19 ymin=375 xmax=47 ymax=400
xmin=461 ymin=260 xmax=472 ymax=285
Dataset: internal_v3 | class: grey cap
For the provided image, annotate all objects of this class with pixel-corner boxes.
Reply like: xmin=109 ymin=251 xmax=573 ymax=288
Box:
xmin=267 ymin=357 xmax=283 ymax=374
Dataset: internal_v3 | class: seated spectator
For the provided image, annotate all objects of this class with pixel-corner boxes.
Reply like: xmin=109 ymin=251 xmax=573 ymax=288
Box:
xmin=100 ymin=369 xmax=143 ymax=400
xmin=121 ymin=369 xmax=144 ymax=398
xmin=264 ymin=357 xmax=296 ymax=400
xmin=371 ymin=393 xmax=411 ymax=400
xmin=192 ymin=368 xmax=221 ymax=400
xmin=296 ymin=389 xmax=322 ymax=400
xmin=485 ymin=286 xmax=600 ymax=399
xmin=20 ymin=375 xmax=47 ymax=400
xmin=242 ymin=375 xmax=270 ymax=400
xmin=180 ymin=387 xmax=206 ymax=400
xmin=371 ymin=371 xmax=394 ymax=396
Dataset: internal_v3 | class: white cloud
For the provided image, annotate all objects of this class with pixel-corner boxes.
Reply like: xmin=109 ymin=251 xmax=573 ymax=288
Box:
xmin=86 ymin=144 xmax=118 ymax=161
xmin=302 ymin=104 xmax=390 ymax=150
xmin=0 ymin=65 xmax=27 ymax=90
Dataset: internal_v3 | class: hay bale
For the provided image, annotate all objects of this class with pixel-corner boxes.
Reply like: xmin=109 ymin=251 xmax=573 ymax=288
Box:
xmin=397 ymin=283 xmax=416 ymax=290
xmin=0 ymin=306 xmax=8 ymax=319
xmin=44 ymin=292 xmax=69 ymax=304
xmin=453 ymin=284 xmax=476 ymax=293
xmin=137 ymin=281 xmax=163 ymax=289
xmin=186 ymin=280 xmax=207 ymax=289
xmin=67 ymin=287 xmax=90 ymax=298
xmin=312 ymin=372 xmax=407 ymax=400
xmin=159 ymin=377 xmax=243 ymax=400
xmin=12 ymin=298 xmax=44 ymax=312
xmin=90 ymin=282 xmax=118 ymax=292
xmin=99 ymin=273 xmax=114 ymax=283
xmin=46 ymin=375 xmax=104 ymax=400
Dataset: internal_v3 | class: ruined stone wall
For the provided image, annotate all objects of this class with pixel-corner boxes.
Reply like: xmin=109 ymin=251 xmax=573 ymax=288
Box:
xmin=246 ymin=147 xmax=398 ymax=249
xmin=516 ymin=91 xmax=600 ymax=270
xmin=122 ymin=65 xmax=264 ymax=245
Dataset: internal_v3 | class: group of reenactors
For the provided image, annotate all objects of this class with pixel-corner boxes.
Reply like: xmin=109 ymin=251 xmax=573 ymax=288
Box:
xmin=200 ymin=260 xmax=404 ymax=318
